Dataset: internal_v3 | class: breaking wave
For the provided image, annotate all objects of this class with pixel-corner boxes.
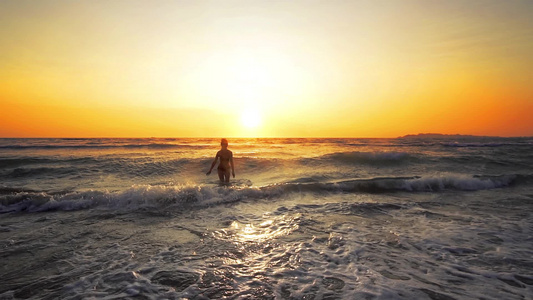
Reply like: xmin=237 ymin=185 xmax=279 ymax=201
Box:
xmin=1 ymin=174 xmax=529 ymax=213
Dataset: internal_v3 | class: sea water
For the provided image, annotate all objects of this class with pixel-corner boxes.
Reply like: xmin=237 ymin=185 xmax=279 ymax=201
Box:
xmin=0 ymin=137 xmax=532 ymax=299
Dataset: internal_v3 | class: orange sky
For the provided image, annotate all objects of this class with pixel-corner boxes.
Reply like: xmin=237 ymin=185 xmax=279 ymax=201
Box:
xmin=1 ymin=0 xmax=532 ymax=138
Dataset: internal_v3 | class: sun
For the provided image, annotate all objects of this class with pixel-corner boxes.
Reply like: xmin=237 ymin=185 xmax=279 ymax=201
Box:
xmin=241 ymin=108 xmax=262 ymax=129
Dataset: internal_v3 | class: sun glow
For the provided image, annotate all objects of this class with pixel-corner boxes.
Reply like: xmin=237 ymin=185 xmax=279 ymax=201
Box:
xmin=0 ymin=2 xmax=532 ymax=138
xmin=241 ymin=108 xmax=262 ymax=129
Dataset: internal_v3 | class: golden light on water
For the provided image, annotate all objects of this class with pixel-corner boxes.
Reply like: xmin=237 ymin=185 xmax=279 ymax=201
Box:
xmin=214 ymin=215 xmax=303 ymax=276
xmin=216 ymin=215 xmax=300 ymax=244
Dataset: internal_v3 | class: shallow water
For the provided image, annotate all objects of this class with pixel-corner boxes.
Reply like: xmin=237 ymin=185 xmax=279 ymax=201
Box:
xmin=1 ymin=137 xmax=532 ymax=299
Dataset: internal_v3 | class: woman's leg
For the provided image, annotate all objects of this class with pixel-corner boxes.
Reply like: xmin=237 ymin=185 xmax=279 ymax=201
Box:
xmin=224 ymin=170 xmax=231 ymax=182
xmin=218 ymin=169 xmax=225 ymax=182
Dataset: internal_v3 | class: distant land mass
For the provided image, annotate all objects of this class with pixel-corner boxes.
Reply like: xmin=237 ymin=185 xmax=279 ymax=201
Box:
xmin=398 ymin=133 xmax=497 ymax=139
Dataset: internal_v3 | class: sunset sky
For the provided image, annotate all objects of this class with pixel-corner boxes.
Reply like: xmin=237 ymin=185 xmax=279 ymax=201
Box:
xmin=1 ymin=0 xmax=532 ymax=138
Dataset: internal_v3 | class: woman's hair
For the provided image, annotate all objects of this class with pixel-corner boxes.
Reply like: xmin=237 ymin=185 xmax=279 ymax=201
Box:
xmin=221 ymin=138 xmax=228 ymax=146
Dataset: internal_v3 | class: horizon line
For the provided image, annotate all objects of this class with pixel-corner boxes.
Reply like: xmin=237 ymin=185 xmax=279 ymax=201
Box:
xmin=1 ymin=134 xmax=531 ymax=139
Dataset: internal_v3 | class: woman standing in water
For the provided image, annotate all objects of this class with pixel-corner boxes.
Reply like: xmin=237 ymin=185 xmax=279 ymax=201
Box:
xmin=206 ymin=138 xmax=235 ymax=183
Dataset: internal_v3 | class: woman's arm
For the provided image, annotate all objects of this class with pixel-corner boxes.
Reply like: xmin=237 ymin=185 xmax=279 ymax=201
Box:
xmin=206 ymin=153 xmax=219 ymax=175
xmin=230 ymin=153 xmax=235 ymax=178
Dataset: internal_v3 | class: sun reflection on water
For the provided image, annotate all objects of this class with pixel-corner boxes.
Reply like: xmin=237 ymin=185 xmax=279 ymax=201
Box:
xmin=215 ymin=214 xmax=301 ymax=243
xmin=211 ymin=213 xmax=306 ymax=282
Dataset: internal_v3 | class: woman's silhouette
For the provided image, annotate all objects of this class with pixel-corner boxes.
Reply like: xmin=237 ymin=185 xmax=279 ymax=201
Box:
xmin=206 ymin=138 xmax=235 ymax=183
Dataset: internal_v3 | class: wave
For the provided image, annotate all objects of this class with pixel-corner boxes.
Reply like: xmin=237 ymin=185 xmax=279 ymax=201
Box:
xmin=0 ymin=143 xmax=207 ymax=150
xmin=318 ymin=151 xmax=414 ymax=165
xmin=276 ymin=174 xmax=529 ymax=195
xmin=4 ymin=166 xmax=78 ymax=178
xmin=1 ymin=174 xmax=530 ymax=213
xmin=0 ymin=184 xmax=262 ymax=213
xmin=328 ymin=174 xmax=527 ymax=193
xmin=0 ymin=157 xmax=59 ymax=168
xmin=442 ymin=142 xmax=532 ymax=148
xmin=0 ymin=151 xmax=415 ymax=179
xmin=0 ymin=157 xmax=210 ymax=179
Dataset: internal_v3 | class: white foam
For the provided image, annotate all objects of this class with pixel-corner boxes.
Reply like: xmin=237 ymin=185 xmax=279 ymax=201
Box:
xmin=0 ymin=173 xmax=523 ymax=213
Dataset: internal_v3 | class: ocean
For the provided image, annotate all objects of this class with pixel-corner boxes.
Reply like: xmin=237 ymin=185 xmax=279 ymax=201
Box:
xmin=0 ymin=137 xmax=532 ymax=299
